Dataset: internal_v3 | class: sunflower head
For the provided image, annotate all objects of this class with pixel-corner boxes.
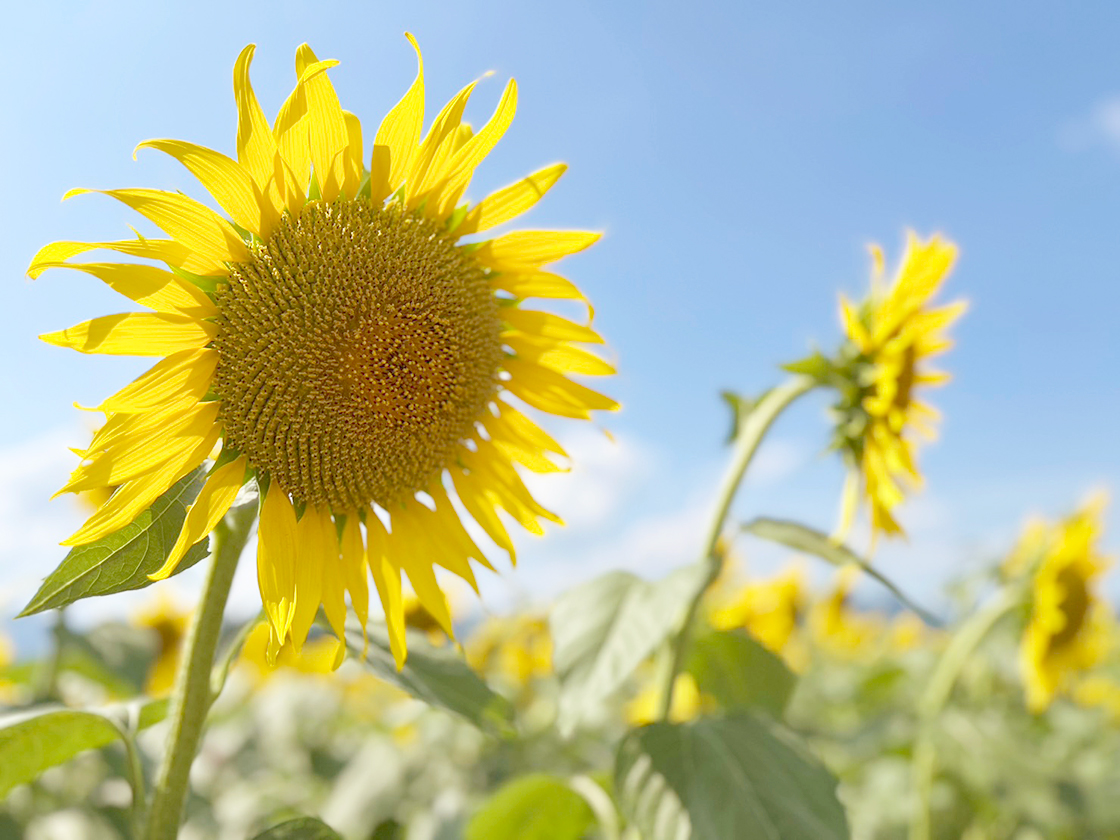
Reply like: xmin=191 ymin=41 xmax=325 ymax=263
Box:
xmin=1018 ymin=495 xmax=1113 ymax=713
xmin=33 ymin=38 xmax=617 ymax=668
xmin=708 ymin=564 xmax=806 ymax=659
xmin=789 ymin=232 xmax=965 ymax=542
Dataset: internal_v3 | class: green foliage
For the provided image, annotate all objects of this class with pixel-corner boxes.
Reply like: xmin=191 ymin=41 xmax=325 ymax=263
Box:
xmin=250 ymin=817 xmax=343 ymax=839
xmin=687 ymin=629 xmax=796 ymax=717
xmin=19 ymin=466 xmax=210 ymax=617
xmin=616 ymin=714 xmax=850 ymax=840
xmin=465 ymin=774 xmax=595 ymax=840
xmin=345 ymin=621 xmax=514 ymax=734
xmin=550 ymin=565 xmax=711 ymax=734
xmin=0 ymin=698 xmax=167 ymax=798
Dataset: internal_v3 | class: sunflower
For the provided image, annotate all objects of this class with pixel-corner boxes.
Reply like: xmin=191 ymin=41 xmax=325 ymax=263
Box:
xmin=832 ymin=233 xmax=965 ymax=540
xmin=134 ymin=594 xmax=191 ymax=696
xmin=1019 ymin=496 xmax=1112 ymax=713
xmin=708 ymin=565 xmax=806 ymax=663
xmin=32 ymin=38 xmax=616 ymax=667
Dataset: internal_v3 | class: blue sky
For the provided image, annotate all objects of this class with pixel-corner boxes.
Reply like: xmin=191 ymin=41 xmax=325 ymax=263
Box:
xmin=2 ymin=1 xmax=1119 ymax=642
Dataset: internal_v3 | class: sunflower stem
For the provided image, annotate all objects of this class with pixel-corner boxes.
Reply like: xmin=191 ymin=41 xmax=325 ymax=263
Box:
xmin=908 ymin=585 xmax=1022 ymax=840
xmin=144 ymin=503 xmax=255 ymax=840
xmin=658 ymin=375 xmax=817 ymax=720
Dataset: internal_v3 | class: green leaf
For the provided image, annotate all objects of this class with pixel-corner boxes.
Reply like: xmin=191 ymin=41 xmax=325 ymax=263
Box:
xmin=719 ymin=390 xmax=755 ymax=443
xmin=781 ymin=350 xmax=836 ymax=384
xmin=551 ymin=564 xmax=711 ymax=735
xmin=20 ymin=466 xmax=211 ymax=616
xmin=0 ymin=697 xmax=168 ymax=798
xmin=741 ymin=517 xmax=941 ymax=625
xmin=250 ymin=817 xmax=342 ymax=840
xmin=688 ymin=629 xmax=797 ymax=717
xmin=344 ymin=622 xmax=513 ymax=734
xmin=465 ymin=774 xmax=595 ymax=840
xmin=616 ymin=714 xmax=850 ymax=840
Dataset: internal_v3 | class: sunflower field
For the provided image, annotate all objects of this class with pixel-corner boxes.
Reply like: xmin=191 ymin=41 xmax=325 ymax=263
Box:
xmin=4 ymin=10 xmax=1119 ymax=840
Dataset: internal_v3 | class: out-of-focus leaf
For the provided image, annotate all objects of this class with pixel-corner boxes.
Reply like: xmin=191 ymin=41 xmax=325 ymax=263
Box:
xmin=551 ymin=565 xmax=711 ymax=734
xmin=20 ymin=466 xmax=211 ymax=616
xmin=344 ymin=622 xmax=513 ymax=734
xmin=250 ymin=817 xmax=343 ymax=839
xmin=742 ymin=517 xmax=940 ymax=625
xmin=616 ymin=714 xmax=850 ymax=840
xmin=370 ymin=819 xmax=403 ymax=840
xmin=0 ymin=697 xmax=167 ymax=797
xmin=781 ymin=351 xmax=836 ymax=384
xmin=719 ymin=390 xmax=756 ymax=443
xmin=60 ymin=621 xmax=159 ymax=695
xmin=687 ymin=629 xmax=796 ymax=717
xmin=465 ymin=774 xmax=595 ymax=840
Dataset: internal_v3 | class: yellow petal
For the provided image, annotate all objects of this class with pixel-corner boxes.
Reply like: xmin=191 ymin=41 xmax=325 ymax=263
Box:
xmin=371 ymin=33 xmax=424 ymax=204
xmin=428 ymin=483 xmax=496 ymax=572
xmin=483 ymin=412 xmax=565 ymax=474
xmin=27 ymin=237 xmax=217 ymax=279
xmin=41 ymin=312 xmax=217 ymax=356
xmin=150 ymin=455 xmax=248 ymax=580
xmin=366 ymin=512 xmax=407 ymax=668
xmin=62 ymin=424 xmax=220 ymax=546
xmin=342 ymin=111 xmax=364 ymax=199
xmin=433 ymin=79 xmax=518 ymax=217
xmin=465 ymin=445 xmax=563 ymax=531
xmin=474 ymin=230 xmax=600 ymax=270
xmin=388 ymin=508 xmax=454 ymax=638
xmin=396 ymin=499 xmax=478 ymax=592
xmin=503 ymin=358 xmax=619 ymax=419
xmin=97 ymin=348 xmax=218 ymax=414
xmin=289 ymin=504 xmax=329 ymax=653
xmin=63 ymin=188 xmax=249 ymax=267
xmin=459 ymin=164 xmax=567 ymax=235
xmin=315 ymin=509 xmax=349 ymax=644
xmin=59 ymin=402 xmax=220 ymax=494
xmin=80 ymin=395 xmax=203 ymax=457
xmin=295 ymin=44 xmax=350 ymax=202
xmin=234 ymin=44 xmax=286 ymax=219
xmin=340 ymin=515 xmax=370 ymax=646
xmin=258 ymin=487 xmax=299 ymax=653
xmin=136 ymin=138 xmax=278 ymax=239
xmin=273 ymin=54 xmax=339 ymax=197
xmin=407 ymin=78 xmax=480 ymax=203
xmin=503 ymin=308 xmax=603 ymax=344
xmin=33 ymin=261 xmax=215 ymax=317
xmin=506 ymin=333 xmax=615 ymax=376
xmin=495 ymin=401 xmax=567 ymax=457
xmin=451 ymin=467 xmax=515 ymax=562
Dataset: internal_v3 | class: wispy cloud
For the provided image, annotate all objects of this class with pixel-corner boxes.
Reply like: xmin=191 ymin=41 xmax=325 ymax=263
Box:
xmin=1059 ymin=95 xmax=1120 ymax=153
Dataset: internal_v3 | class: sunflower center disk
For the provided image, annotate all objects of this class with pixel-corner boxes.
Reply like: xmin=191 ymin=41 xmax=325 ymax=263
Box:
xmin=213 ymin=202 xmax=502 ymax=511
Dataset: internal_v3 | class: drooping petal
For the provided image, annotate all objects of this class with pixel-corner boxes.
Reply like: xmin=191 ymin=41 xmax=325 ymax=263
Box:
xmin=458 ymin=164 xmax=567 ymax=235
xmin=258 ymin=487 xmax=299 ymax=660
xmin=63 ymin=188 xmax=250 ymax=268
xmin=62 ymin=424 xmax=221 ymax=546
xmin=150 ymin=455 xmax=248 ymax=580
xmin=33 ymin=261 xmax=215 ymax=317
xmin=387 ymin=507 xmax=454 ymax=638
xmin=340 ymin=515 xmax=370 ymax=648
xmin=316 ymin=510 xmax=349 ymax=650
xmin=285 ymin=504 xmax=330 ymax=653
xmin=451 ymin=467 xmax=516 ymax=562
xmin=365 ymin=512 xmax=407 ymax=668
xmin=370 ymin=33 xmax=424 ymax=204
xmin=40 ymin=312 xmax=217 ymax=356
xmin=474 ymin=230 xmax=600 ymax=271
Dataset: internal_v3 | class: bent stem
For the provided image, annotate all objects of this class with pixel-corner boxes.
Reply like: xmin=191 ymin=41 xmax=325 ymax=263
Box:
xmin=144 ymin=503 xmax=256 ymax=840
xmin=658 ymin=375 xmax=817 ymax=720
xmin=908 ymin=586 xmax=1022 ymax=840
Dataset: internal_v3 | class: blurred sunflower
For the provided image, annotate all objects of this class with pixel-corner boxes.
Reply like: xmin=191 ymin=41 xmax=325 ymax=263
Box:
xmin=1019 ymin=496 xmax=1112 ymax=713
xmin=709 ymin=565 xmax=806 ymax=661
xmin=825 ymin=233 xmax=965 ymax=542
xmin=134 ymin=595 xmax=190 ymax=695
xmin=33 ymin=38 xmax=616 ymax=667
xmin=466 ymin=613 xmax=552 ymax=687
xmin=809 ymin=567 xmax=885 ymax=660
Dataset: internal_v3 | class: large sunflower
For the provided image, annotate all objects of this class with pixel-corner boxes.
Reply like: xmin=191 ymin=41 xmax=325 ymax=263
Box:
xmin=1018 ymin=497 xmax=1112 ymax=713
xmin=32 ymin=38 xmax=616 ymax=667
xmin=834 ymin=233 xmax=965 ymax=539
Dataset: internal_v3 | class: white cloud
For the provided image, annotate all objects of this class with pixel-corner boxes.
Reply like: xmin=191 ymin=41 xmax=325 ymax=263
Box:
xmin=1059 ymin=96 xmax=1120 ymax=153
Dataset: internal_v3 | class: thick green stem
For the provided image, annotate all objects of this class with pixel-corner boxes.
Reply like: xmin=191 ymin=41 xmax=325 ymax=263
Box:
xmin=658 ymin=375 xmax=817 ymax=720
xmin=909 ymin=587 xmax=1021 ymax=840
xmin=144 ymin=504 xmax=255 ymax=840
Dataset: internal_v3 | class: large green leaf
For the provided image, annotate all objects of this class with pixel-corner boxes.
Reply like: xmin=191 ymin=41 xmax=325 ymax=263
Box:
xmin=250 ymin=817 xmax=343 ymax=839
xmin=616 ymin=714 xmax=850 ymax=840
xmin=465 ymin=774 xmax=595 ymax=840
xmin=551 ymin=565 xmax=711 ymax=734
xmin=0 ymin=698 xmax=168 ymax=797
xmin=742 ymin=517 xmax=939 ymax=624
xmin=20 ymin=466 xmax=211 ymax=616
xmin=344 ymin=622 xmax=513 ymax=734
xmin=687 ymin=629 xmax=796 ymax=717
